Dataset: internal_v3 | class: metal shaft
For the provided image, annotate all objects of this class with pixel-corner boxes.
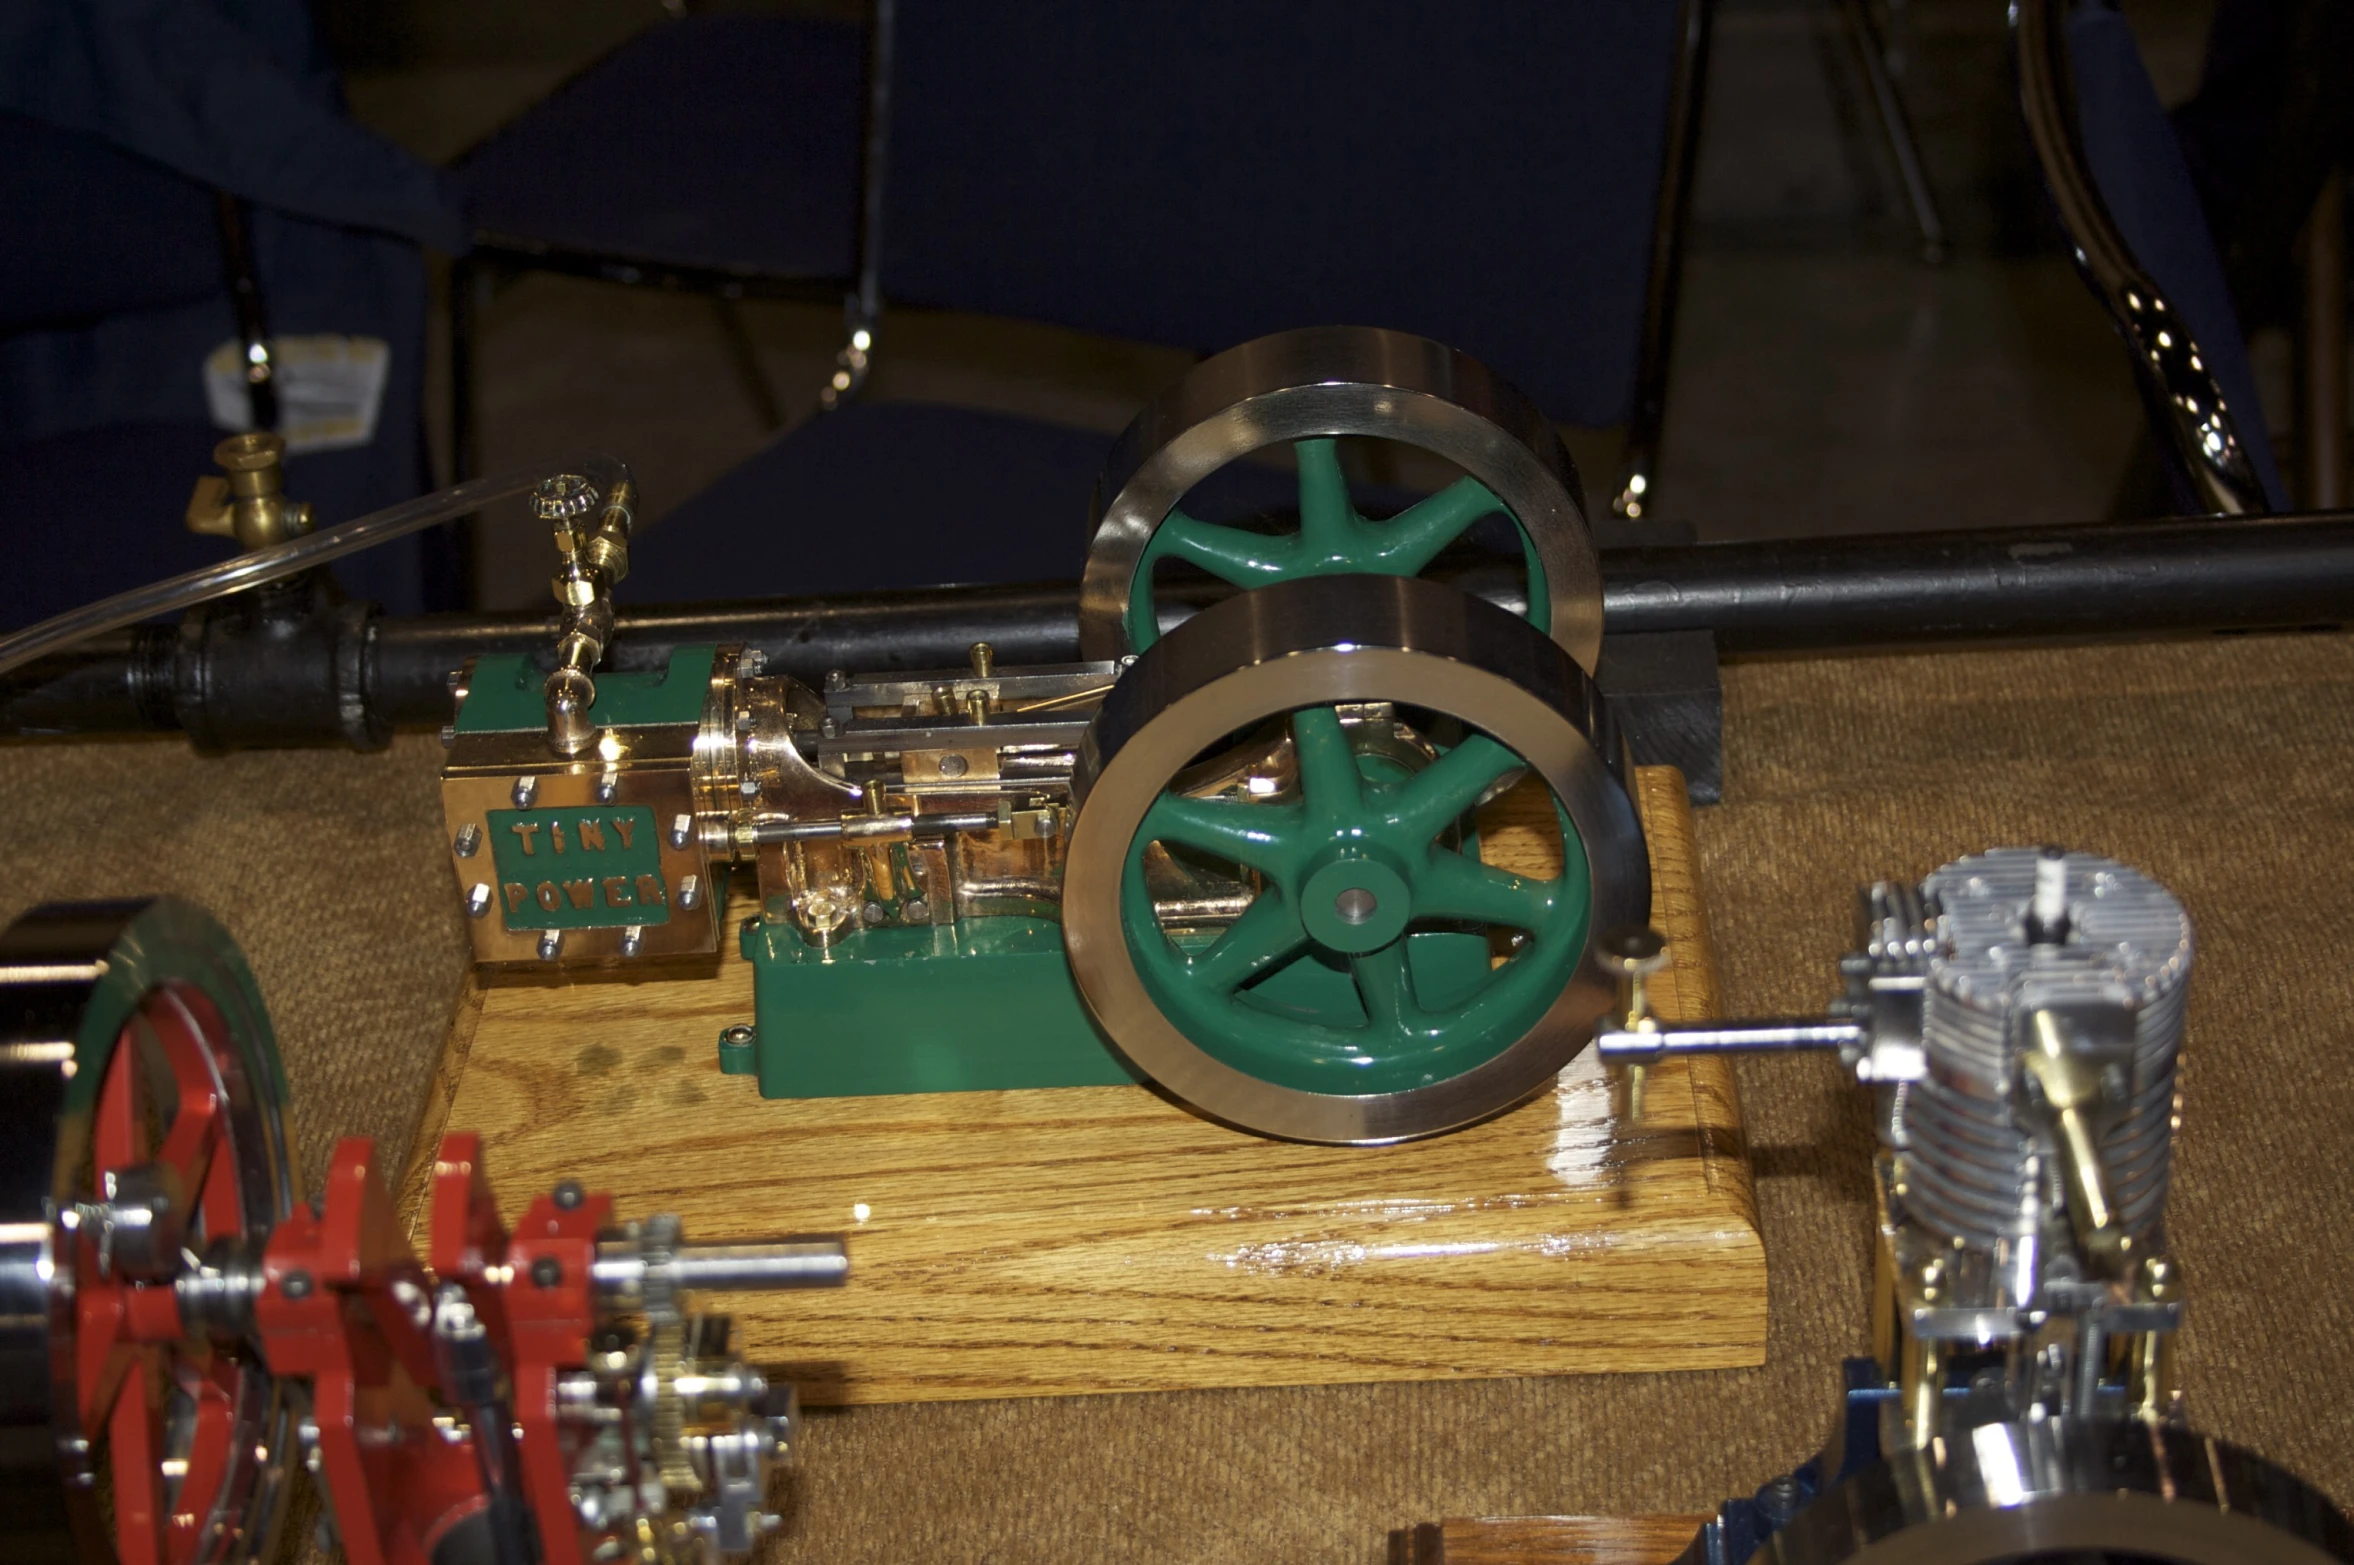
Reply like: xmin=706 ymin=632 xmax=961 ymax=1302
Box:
xmin=590 ymin=1238 xmax=851 ymax=1297
xmin=1596 ymin=1019 xmax=1865 ymax=1065
xmin=5 ymin=514 xmax=2352 ymax=745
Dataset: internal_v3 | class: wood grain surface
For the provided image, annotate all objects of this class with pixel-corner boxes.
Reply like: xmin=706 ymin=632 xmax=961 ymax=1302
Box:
xmin=402 ymin=765 xmax=1762 ymax=1404
xmin=1388 ymin=1514 xmax=1710 ymax=1565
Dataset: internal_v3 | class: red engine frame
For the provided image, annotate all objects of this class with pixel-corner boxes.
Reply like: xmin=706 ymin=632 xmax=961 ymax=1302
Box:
xmin=89 ymin=1123 xmax=622 ymax=1565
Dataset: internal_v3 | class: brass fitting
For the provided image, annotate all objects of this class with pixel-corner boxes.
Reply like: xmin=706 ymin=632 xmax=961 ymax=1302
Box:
xmin=537 ymin=474 xmax=639 ymax=757
xmin=1598 ymin=925 xmax=1670 ymax=1122
xmin=185 ymin=432 xmax=313 ymax=550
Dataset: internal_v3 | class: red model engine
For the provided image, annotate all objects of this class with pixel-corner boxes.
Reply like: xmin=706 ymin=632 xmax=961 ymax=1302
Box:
xmin=0 ymin=898 xmax=845 ymax=1565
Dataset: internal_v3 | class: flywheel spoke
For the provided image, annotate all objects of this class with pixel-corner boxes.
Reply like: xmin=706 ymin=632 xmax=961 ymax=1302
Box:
xmin=1350 ymin=944 xmax=1420 ymax=1038
xmin=94 ymin=1025 xmax=148 ymax=1174
xmin=1371 ymin=477 xmax=1505 ymax=574
xmin=1292 ymin=438 xmax=1359 ymax=558
xmin=167 ymin=1362 xmax=239 ymax=1563
xmin=1186 ymin=894 xmax=1309 ymax=993
xmin=149 ymin=990 xmax=232 ymax=1235
xmin=1152 ymin=509 xmax=1294 ymax=587
xmin=1289 ymin=707 xmax=1362 ymax=816
xmin=1141 ymin=792 xmax=1296 ymax=876
xmin=1389 ymin=733 xmax=1524 ymax=843
xmin=1416 ymin=847 xmax=1556 ymax=930
xmin=108 ymin=1358 xmax=167 ymax=1565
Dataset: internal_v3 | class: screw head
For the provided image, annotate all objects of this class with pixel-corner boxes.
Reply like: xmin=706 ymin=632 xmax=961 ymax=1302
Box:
xmin=512 ymin=775 xmax=538 ymax=809
xmin=937 ymin=754 xmax=970 ymax=779
xmin=530 ymin=1255 xmax=563 ymax=1288
xmin=903 ymin=899 xmax=929 ymax=923
xmin=552 ymin=1179 xmax=585 ymax=1210
xmin=281 ymin=1269 xmax=315 ymax=1301
xmin=455 ymin=823 xmax=482 ymax=858
xmin=538 ymin=929 xmax=563 ymax=961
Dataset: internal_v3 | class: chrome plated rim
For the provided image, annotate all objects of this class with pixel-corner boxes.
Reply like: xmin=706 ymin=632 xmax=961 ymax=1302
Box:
xmin=1064 ymin=574 xmax=1647 ymax=1144
xmin=1762 ymin=1419 xmax=2354 ymax=1565
xmin=1077 ymin=326 xmax=1603 ymax=671
xmin=0 ymin=899 xmax=297 ymax=1565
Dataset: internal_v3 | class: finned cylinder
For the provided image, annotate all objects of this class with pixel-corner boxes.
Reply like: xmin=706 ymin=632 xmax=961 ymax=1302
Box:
xmin=1896 ymin=848 xmax=2191 ymax=1249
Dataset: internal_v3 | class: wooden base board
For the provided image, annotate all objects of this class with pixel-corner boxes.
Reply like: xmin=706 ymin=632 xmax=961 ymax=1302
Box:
xmin=401 ymin=766 xmax=1762 ymax=1404
xmin=1389 ymin=1515 xmax=1709 ymax=1565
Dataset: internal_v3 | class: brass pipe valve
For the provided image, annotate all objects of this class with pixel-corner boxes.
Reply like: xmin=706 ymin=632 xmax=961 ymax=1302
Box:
xmin=185 ymin=431 xmax=312 ymax=550
xmin=537 ymin=472 xmax=637 ymax=757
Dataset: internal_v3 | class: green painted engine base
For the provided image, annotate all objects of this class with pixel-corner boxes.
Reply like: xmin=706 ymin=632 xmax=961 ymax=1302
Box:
xmin=732 ymin=916 xmax=1140 ymax=1097
xmin=728 ymin=913 xmax=1495 ymax=1100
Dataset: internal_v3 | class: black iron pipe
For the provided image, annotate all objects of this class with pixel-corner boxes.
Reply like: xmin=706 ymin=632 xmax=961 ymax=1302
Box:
xmin=1603 ymin=511 xmax=2354 ymax=650
xmin=5 ymin=514 xmax=2349 ymax=745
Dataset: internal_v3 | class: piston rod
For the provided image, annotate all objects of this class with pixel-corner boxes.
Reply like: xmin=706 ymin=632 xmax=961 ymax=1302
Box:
xmin=4 ymin=513 xmax=2349 ymax=745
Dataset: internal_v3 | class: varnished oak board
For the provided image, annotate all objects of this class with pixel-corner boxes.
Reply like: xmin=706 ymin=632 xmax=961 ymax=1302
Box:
xmin=402 ymin=766 xmax=1763 ymax=1404
xmin=1388 ymin=1514 xmax=1709 ymax=1565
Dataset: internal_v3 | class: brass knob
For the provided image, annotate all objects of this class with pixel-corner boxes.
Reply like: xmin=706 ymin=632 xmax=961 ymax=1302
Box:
xmin=535 ymin=473 xmax=601 ymax=528
xmin=213 ymin=431 xmax=285 ymax=475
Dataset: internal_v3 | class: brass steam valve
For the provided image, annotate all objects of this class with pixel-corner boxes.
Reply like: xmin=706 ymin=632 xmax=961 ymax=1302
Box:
xmin=185 ymin=431 xmax=313 ymax=550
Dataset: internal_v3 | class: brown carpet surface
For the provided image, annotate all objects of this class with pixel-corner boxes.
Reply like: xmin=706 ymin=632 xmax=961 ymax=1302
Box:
xmin=4 ymin=631 xmax=2350 ymax=1562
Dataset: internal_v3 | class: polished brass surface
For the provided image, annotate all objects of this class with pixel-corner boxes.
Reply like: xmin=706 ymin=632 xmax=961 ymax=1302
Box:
xmin=184 ymin=432 xmax=313 ymax=550
xmin=444 ymin=719 xmax=722 ymax=967
xmin=540 ymin=474 xmax=640 ymax=757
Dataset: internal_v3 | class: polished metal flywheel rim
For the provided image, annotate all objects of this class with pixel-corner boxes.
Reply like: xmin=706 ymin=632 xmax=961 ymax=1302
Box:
xmin=1077 ymin=325 xmax=1604 ymax=672
xmin=1063 ymin=573 xmax=1647 ymax=1145
xmin=1760 ymin=1419 xmax=2354 ymax=1565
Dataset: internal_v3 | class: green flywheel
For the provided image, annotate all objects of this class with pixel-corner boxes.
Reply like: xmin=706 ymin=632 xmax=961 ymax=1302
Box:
xmin=1063 ymin=573 xmax=1649 ymax=1146
xmin=1076 ymin=326 xmax=1606 ymax=674
xmin=1119 ymin=706 xmax=1591 ymax=1099
xmin=1117 ymin=437 xmax=1551 ymax=655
